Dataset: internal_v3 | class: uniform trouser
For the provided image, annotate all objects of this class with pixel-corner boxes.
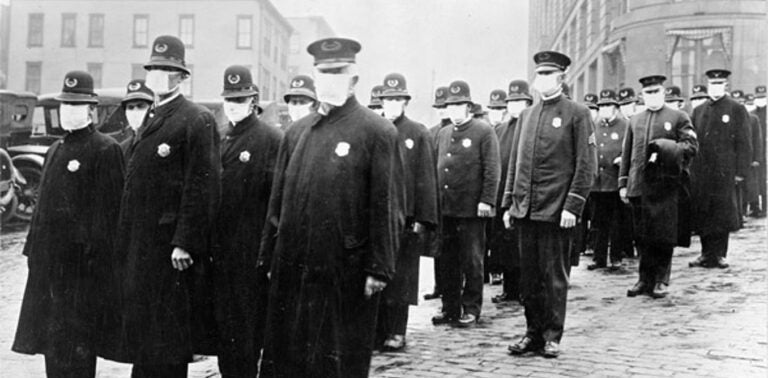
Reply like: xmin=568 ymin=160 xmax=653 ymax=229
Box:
xmin=44 ymin=353 xmax=96 ymax=378
xmin=131 ymin=364 xmax=187 ymax=378
xmin=590 ymin=192 xmax=623 ymax=265
xmin=378 ymin=302 xmax=410 ymax=337
xmin=637 ymin=243 xmax=673 ymax=286
xmin=440 ymin=217 xmax=486 ymax=318
xmin=701 ymin=232 xmax=730 ymax=261
xmin=517 ymin=219 xmax=573 ymax=344
xmin=617 ymin=200 xmax=636 ymax=257
xmin=748 ymin=166 xmax=766 ymax=215
xmin=433 ymin=254 xmax=445 ymax=295
xmin=502 ymin=267 xmax=521 ymax=299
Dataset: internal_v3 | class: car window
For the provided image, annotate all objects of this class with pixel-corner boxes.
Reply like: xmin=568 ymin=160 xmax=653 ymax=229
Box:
xmin=32 ymin=106 xmax=46 ymax=135
xmin=11 ymin=104 xmax=29 ymax=129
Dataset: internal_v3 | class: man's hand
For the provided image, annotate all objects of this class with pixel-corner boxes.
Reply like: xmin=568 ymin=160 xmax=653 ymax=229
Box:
xmin=364 ymin=276 xmax=387 ymax=298
xmin=619 ymin=187 xmax=629 ymax=204
xmin=503 ymin=210 xmax=513 ymax=229
xmin=560 ymin=210 xmax=577 ymax=229
xmin=171 ymin=247 xmax=194 ymax=271
xmin=477 ymin=202 xmax=494 ymax=217
xmin=613 ymin=157 xmax=622 ymax=165
xmin=412 ymin=221 xmax=424 ymax=234
xmin=735 ymin=176 xmax=744 ymax=183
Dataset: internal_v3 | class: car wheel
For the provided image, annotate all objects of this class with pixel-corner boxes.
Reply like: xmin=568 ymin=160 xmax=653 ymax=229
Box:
xmin=13 ymin=164 xmax=42 ymax=222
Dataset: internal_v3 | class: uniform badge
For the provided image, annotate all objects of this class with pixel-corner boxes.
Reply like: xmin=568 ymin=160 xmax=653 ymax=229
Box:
xmin=335 ymin=142 xmax=350 ymax=157
xmin=239 ymin=150 xmax=251 ymax=163
xmin=462 ymin=138 xmax=472 ymax=148
xmin=67 ymin=159 xmax=80 ymax=172
xmin=404 ymin=138 xmax=414 ymax=150
xmin=127 ymin=82 xmax=141 ymax=91
xmin=552 ymin=117 xmax=562 ymax=128
xmin=664 ymin=122 xmax=672 ymax=131
xmin=64 ymin=77 xmax=78 ymax=88
xmin=611 ymin=132 xmax=620 ymax=140
xmin=157 ymin=143 xmax=171 ymax=158
xmin=722 ymin=114 xmax=730 ymax=123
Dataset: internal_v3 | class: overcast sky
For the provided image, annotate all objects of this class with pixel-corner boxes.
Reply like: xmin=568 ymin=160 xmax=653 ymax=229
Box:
xmin=274 ymin=0 xmax=530 ymax=124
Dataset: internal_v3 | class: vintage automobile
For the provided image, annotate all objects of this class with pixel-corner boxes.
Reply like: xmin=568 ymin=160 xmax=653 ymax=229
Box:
xmin=0 ymin=147 xmax=20 ymax=223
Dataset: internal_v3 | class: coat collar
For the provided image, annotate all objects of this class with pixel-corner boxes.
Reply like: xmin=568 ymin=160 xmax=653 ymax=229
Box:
xmin=227 ymin=113 xmax=256 ymax=138
xmin=542 ymin=93 xmax=564 ymax=106
xmin=62 ymin=124 xmax=95 ymax=143
xmin=314 ymin=96 xmax=360 ymax=127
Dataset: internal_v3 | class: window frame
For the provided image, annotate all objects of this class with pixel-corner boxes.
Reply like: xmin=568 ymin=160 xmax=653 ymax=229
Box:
xmin=133 ymin=14 xmax=149 ymax=48
xmin=88 ymin=13 xmax=105 ymax=48
xmin=27 ymin=13 xmax=44 ymax=47
xmin=236 ymin=15 xmax=252 ymax=49
xmin=178 ymin=14 xmax=195 ymax=48
xmin=61 ymin=13 xmax=77 ymax=47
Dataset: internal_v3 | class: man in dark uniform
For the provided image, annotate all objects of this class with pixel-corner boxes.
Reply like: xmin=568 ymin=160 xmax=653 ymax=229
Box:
xmin=490 ymin=80 xmax=532 ymax=304
xmin=618 ymin=87 xmax=638 ymax=120
xmin=621 ymin=75 xmax=698 ymax=298
xmin=588 ymin=89 xmax=628 ymax=271
xmin=576 ymin=92 xmax=599 ymax=260
xmin=119 ymin=79 xmax=154 ymax=154
xmin=749 ymin=85 xmax=767 ymax=217
xmin=257 ymin=38 xmax=403 ymax=378
xmin=731 ymin=90 xmax=763 ymax=219
xmin=211 ymin=65 xmax=282 ymax=377
xmin=115 ymin=35 xmax=221 ymax=378
xmin=584 ymin=93 xmax=599 ymax=124
xmin=690 ymin=85 xmax=709 ymax=114
xmin=424 ymin=85 xmax=451 ymax=301
xmin=376 ymin=73 xmax=439 ymax=351
xmin=502 ymin=51 xmax=595 ymax=358
xmin=432 ymin=80 xmax=500 ymax=327
xmin=665 ymin=86 xmax=685 ymax=110
xmin=13 ymin=71 xmax=125 ymax=377
xmin=485 ymin=88 xmax=509 ymax=286
xmin=368 ymin=84 xmax=385 ymax=116
xmin=284 ymin=74 xmax=317 ymax=124
xmin=689 ymin=69 xmax=751 ymax=269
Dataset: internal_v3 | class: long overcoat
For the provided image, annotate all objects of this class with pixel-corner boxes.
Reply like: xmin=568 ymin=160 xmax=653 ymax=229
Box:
xmin=114 ymin=95 xmax=221 ymax=364
xmin=258 ymin=96 xmax=403 ymax=378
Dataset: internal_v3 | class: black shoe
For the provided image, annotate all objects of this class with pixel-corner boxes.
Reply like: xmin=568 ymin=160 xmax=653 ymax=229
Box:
xmin=587 ymin=262 xmax=606 ymax=270
xmin=423 ymin=292 xmax=441 ymax=300
xmin=431 ymin=312 xmax=454 ymax=325
xmin=492 ymin=292 xmax=514 ymax=303
xmin=490 ymin=274 xmax=503 ymax=285
xmin=627 ymin=281 xmax=647 ymax=297
xmin=381 ymin=335 xmax=406 ymax=352
xmin=688 ymin=256 xmax=709 ymax=268
xmin=508 ymin=337 xmax=540 ymax=355
xmin=542 ymin=341 xmax=560 ymax=358
xmin=452 ymin=313 xmax=477 ymax=328
xmin=608 ymin=261 xmax=622 ymax=271
xmin=650 ymin=283 xmax=668 ymax=299
xmin=714 ymin=257 xmax=729 ymax=269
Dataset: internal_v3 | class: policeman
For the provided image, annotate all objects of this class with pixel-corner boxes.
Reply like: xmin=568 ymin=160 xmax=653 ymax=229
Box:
xmin=618 ymin=87 xmax=638 ymax=119
xmin=487 ymin=89 xmax=507 ymax=127
xmin=690 ymin=85 xmax=708 ymax=113
xmin=586 ymin=89 xmax=628 ymax=271
xmin=257 ymin=37 xmax=403 ymax=378
xmin=620 ymin=74 xmax=698 ymax=299
xmin=584 ymin=93 xmax=599 ymax=123
xmin=750 ymin=85 xmax=767 ymax=218
xmin=485 ymin=88 xmax=509 ymax=285
xmin=665 ymin=85 xmax=685 ymax=110
xmin=119 ymin=79 xmax=154 ymax=153
xmin=432 ymin=80 xmax=500 ymax=328
xmin=116 ymin=35 xmax=221 ymax=377
xmin=12 ymin=71 xmax=125 ymax=377
xmin=745 ymin=93 xmax=757 ymax=114
xmin=490 ymin=80 xmax=532 ymax=304
xmin=376 ymin=72 xmax=439 ymax=351
xmin=689 ymin=69 xmax=752 ymax=269
xmin=368 ymin=84 xmax=385 ymax=116
xmin=212 ymin=65 xmax=283 ymax=377
xmin=731 ymin=90 xmax=764 ymax=220
xmin=502 ymin=51 xmax=595 ymax=358
xmin=284 ymin=74 xmax=317 ymax=123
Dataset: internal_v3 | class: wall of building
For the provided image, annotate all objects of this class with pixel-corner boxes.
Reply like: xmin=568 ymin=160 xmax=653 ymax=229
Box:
xmin=287 ymin=16 xmax=335 ymax=79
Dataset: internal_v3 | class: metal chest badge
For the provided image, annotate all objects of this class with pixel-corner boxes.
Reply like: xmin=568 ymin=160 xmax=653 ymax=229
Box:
xmin=239 ymin=150 xmax=251 ymax=163
xmin=462 ymin=138 xmax=472 ymax=148
xmin=722 ymin=114 xmax=730 ymax=123
xmin=67 ymin=159 xmax=80 ymax=172
xmin=611 ymin=132 xmax=620 ymax=140
xmin=664 ymin=122 xmax=672 ymax=131
xmin=552 ymin=117 xmax=562 ymax=128
xmin=404 ymin=138 xmax=414 ymax=150
xmin=157 ymin=143 xmax=171 ymax=157
xmin=335 ymin=142 xmax=350 ymax=157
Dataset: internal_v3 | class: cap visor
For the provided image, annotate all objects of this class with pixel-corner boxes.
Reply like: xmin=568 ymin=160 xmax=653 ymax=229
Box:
xmin=144 ymin=60 xmax=191 ymax=75
xmin=122 ymin=93 xmax=154 ymax=103
xmin=315 ymin=61 xmax=353 ymax=70
xmin=221 ymin=90 xmax=259 ymax=98
xmin=55 ymin=93 xmax=98 ymax=104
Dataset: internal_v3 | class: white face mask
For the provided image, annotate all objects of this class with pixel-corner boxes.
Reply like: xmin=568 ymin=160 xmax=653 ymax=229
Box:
xmin=288 ymin=103 xmax=312 ymax=122
xmin=506 ymin=101 xmax=527 ymax=119
xmin=126 ymin=108 xmax=148 ymax=131
xmin=59 ymin=104 xmax=91 ymax=131
xmin=145 ymin=70 xmax=179 ymax=96
xmin=436 ymin=107 xmax=448 ymax=120
xmin=691 ymin=98 xmax=707 ymax=110
xmin=755 ymin=98 xmax=767 ymax=107
xmin=598 ymin=106 xmax=616 ymax=120
xmin=620 ymin=104 xmax=635 ymax=118
xmin=314 ymin=72 xmax=352 ymax=107
xmin=746 ymin=104 xmax=756 ymax=113
xmin=643 ymin=90 xmax=665 ymax=111
xmin=708 ymin=83 xmax=726 ymax=99
xmin=589 ymin=109 xmax=599 ymax=121
xmin=382 ymin=99 xmax=406 ymax=121
xmin=446 ymin=104 xmax=468 ymax=125
xmin=224 ymin=98 xmax=253 ymax=124
xmin=488 ymin=109 xmax=504 ymax=125
xmin=533 ymin=72 xmax=561 ymax=97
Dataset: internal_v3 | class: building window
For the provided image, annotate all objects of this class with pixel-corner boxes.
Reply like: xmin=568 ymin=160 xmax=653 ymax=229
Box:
xmin=89 ymin=14 xmax=105 ymax=47
xmin=272 ymin=77 xmax=277 ymax=101
xmin=263 ymin=20 xmax=272 ymax=58
xmin=179 ymin=15 xmax=194 ymax=47
xmin=131 ymin=64 xmax=145 ymax=80
xmin=666 ymin=27 xmax=731 ymax=95
xmin=25 ymin=62 xmax=42 ymax=93
xmin=87 ymin=63 xmax=103 ymax=88
xmin=27 ymin=13 xmax=44 ymax=47
xmin=261 ymin=67 xmax=270 ymax=101
xmin=180 ymin=64 xmax=193 ymax=97
xmin=236 ymin=15 xmax=252 ymax=49
xmin=133 ymin=14 xmax=149 ymax=47
xmin=61 ymin=13 xmax=77 ymax=47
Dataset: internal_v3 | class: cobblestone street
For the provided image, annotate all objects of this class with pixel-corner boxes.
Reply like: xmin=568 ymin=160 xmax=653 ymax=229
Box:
xmin=1 ymin=219 xmax=766 ymax=377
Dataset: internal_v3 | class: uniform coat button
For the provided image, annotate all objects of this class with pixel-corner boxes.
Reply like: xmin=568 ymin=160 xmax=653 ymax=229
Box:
xmin=447 ymin=153 xmax=452 ymax=157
